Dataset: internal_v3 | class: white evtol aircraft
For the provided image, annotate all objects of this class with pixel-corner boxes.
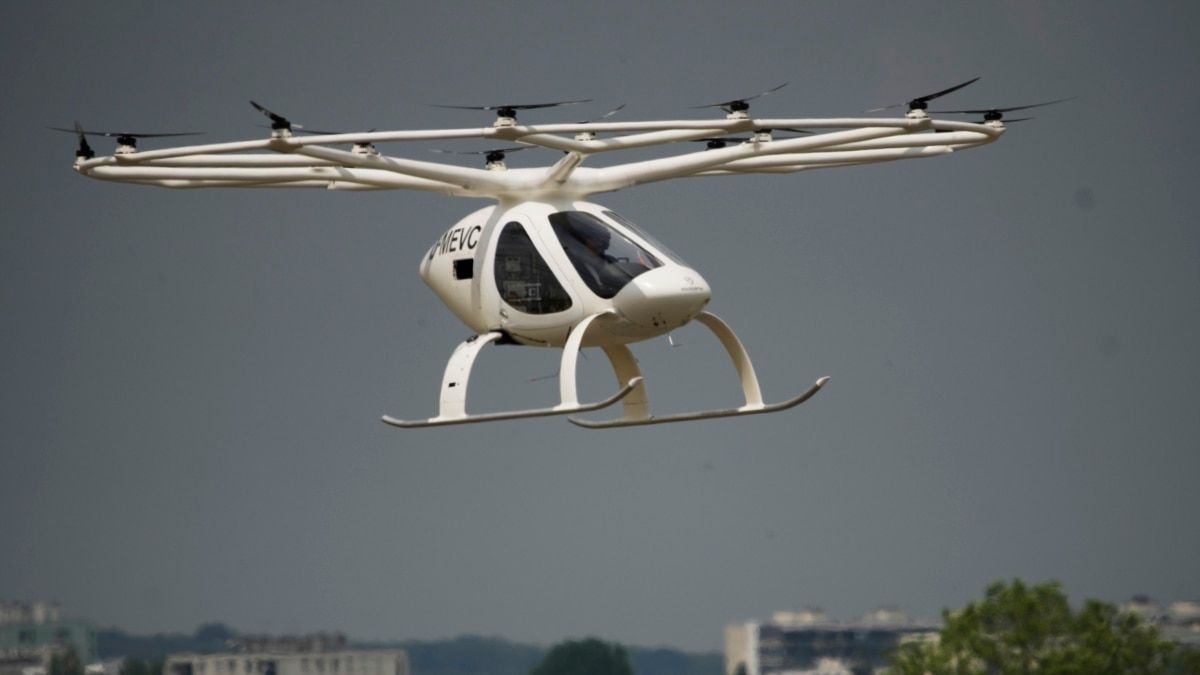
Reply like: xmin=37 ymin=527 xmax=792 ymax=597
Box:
xmin=56 ymin=80 xmax=1062 ymax=428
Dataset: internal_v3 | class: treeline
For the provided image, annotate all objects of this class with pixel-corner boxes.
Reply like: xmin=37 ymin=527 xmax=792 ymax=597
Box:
xmin=389 ymin=637 xmax=721 ymax=675
xmin=97 ymin=629 xmax=722 ymax=675
xmin=98 ymin=623 xmax=237 ymax=660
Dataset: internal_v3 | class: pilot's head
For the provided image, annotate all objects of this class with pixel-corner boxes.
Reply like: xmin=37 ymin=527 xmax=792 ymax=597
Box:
xmin=576 ymin=219 xmax=611 ymax=254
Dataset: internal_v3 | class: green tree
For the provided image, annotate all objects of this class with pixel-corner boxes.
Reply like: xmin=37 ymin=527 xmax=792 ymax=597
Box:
xmin=122 ymin=657 xmax=164 ymax=675
xmin=528 ymin=638 xmax=633 ymax=675
xmin=121 ymin=658 xmax=148 ymax=675
xmin=1168 ymin=647 xmax=1200 ymax=674
xmin=890 ymin=579 xmax=1177 ymax=674
xmin=194 ymin=623 xmax=237 ymax=644
xmin=49 ymin=648 xmax=83 ymax=675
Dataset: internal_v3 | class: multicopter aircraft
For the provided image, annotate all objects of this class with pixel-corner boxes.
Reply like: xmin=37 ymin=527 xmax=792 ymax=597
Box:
xmin=56 ymin=79 xmax=1062 ymax=428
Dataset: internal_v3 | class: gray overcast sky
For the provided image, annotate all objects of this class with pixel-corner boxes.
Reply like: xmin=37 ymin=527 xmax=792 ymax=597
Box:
xmin=3 ymin=0 xmax=1198 ymax=653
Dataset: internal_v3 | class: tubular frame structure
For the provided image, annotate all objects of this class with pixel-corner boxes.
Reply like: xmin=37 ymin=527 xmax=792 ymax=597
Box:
xmin=72 ymin=110 xmax=1003 ymax=201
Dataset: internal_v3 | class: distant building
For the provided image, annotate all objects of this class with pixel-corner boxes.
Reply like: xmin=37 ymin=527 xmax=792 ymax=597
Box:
xmin=1122 ymin=596 xmax=1200 ymax=648
xmin=0 ymin=603 xmax=62 ymax=627
xmin=724 ymin=608 xmax=937 ymax=675
xmin=0 ymin=601 xmax=97 ymax=675
xmin=164 ymin=634 xmax=407 ymax=675
xmin=224 ymin=636 xmax=347 ymax=656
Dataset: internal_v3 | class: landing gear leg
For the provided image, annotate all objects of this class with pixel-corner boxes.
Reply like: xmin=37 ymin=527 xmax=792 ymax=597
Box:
xmin=381 ymin=315 xmax=640 ymax=429
xmin=568 ymin=311 xmax=829 ymax=428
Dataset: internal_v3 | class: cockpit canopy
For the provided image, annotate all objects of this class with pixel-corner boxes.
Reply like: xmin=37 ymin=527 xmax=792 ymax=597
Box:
xmin=549 ymin=210 xmax=663 ymax=299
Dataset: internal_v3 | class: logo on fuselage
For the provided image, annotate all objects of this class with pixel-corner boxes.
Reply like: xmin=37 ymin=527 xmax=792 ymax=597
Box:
xmin=430 ymin=224 xmax=482 ymax=259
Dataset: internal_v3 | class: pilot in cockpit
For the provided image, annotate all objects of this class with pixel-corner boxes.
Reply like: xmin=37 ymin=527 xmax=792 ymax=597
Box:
xmin=552 ymin=211 xmax=661 ymax=299
xmin=573 ymin=219 xmax=628 ymax=296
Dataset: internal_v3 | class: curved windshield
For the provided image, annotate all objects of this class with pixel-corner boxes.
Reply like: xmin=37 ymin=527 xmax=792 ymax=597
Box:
xmin=549 ymin=211 xmax=663 ymax=299
xmin=602 ymin=209 xmax=686 ymax=265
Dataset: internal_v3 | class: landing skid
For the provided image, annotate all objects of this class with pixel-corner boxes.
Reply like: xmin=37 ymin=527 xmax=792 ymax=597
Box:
xmin=382 ymin=311 xmax=827 ymax=429
xmin=568 ymin=377 xmax=829 ymax=429
xmin=381 ymin=376 xmax=642 ymax=428
xmin=382 ymin=313 xmax=635 ymax=429
xmin=567 ymin=312 xmax=829 ymax=429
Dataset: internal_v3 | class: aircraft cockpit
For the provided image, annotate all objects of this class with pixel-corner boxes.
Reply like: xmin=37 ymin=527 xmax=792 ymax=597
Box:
xmin=549 ymin=210 xmax=663 ymax=299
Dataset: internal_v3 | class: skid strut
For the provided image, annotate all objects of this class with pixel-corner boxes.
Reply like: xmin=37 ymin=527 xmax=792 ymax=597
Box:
xmin=382 ymin=312 xmax=638 ymax=428
xmin=382 ymin=311 xmax=826 ymax=429
xmin=568 ymin=311 xmax=829 ymax=428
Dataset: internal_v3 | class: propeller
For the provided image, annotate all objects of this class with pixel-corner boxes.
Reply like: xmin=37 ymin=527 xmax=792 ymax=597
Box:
xmin=693 ymin=129 xmax=812 ymax=149
xmin=865 ymin=77 xmax=981 ymax=113
xmin=429 ymin=98 xmax=593 ymax=121
xmin=255 ymin=124 xmax=327 ymax=135
xmin=930 ymin=97 xmax=1074 ymax=121
xmin=250 ymin=100 xmax=304 ymax=131
xmin=256 ymin=125 xmax=378 ymax=137
xmin=577 ymin=103 xmax=626 ymax=124
xmin=49 ymin=122 xmax=203 ymax=152
xmin=50 ymin=121 xmax=93 ymax=159
xmin=693 ymin=82 xmax=788 ymax=114
xmin=250 ymin=101 xmax=373 ymax=138
xmin=429 ymin=145 xmax=529 ymax=164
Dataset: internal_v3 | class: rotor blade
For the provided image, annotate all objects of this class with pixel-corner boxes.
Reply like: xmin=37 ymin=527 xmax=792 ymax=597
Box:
xmin=269 ymin=125 xmax=330 ymax=135
xmin=693 ymin=137 xmax=751 ymax=144
xmin=250 ymin=100 xmax=289 ymax=123
xmin=931 ymin=97 xmax=1075 ymax=115
xmin=49 ymin=127 xmax=203 ymax=138
xmin=48 ymin=125 xmax=85 ymax=136
xmin=107 ymin=131 xmax=204 ymax=138
xmin=257 ymin=123 xmax=379 ymax=137
xmin=428 ymin=99 xmax=593 ymax=111
xmin=692 ymin=82 xmax=789 ymax=109
xmin=251 ymin=100 xmax=304 ymax=132
xmin=596 ymin=103 xmax=626 ymax=120
xmin=865 ymin=76 xmax=980 ymax=112
xmin=579 ymin=103 xmax=626 ymax=124
xmin=912 ymin=76 xmax=980 ymax=104
xmin=692 ymin=131 xmax=810 ymax=144
xmin=53 ymin=121 xmax=94 ymax=158
xmin=693 ymin=130 xmax=811 ymax=149
xmin=428 ymin=146 xmax=528 ymax=155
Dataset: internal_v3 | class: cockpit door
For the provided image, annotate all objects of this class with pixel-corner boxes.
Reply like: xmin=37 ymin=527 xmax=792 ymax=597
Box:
xmin=479 ymin=213 xmax=583 ymax=345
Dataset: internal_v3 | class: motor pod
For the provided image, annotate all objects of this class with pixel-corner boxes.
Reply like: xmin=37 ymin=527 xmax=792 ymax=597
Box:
xmin=612 ymin=265 xmax=711 ymax=331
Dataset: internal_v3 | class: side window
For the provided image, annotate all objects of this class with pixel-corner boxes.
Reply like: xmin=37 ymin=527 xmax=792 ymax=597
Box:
xmin=493 ymin=222 xmax=573 ymax=315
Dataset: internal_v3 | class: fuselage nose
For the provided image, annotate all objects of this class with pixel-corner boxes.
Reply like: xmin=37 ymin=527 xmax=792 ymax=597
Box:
xmin=612 ymin=265 xmax=711 ymax=331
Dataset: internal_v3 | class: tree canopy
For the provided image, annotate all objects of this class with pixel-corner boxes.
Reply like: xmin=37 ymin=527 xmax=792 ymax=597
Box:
xmin=528 ymin=638 xmax=633 ymax=675
xmin=49 ymin=649 xmax=83 ymax=675
xmin=889 ymin=579 xmax=1189 ymax=674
